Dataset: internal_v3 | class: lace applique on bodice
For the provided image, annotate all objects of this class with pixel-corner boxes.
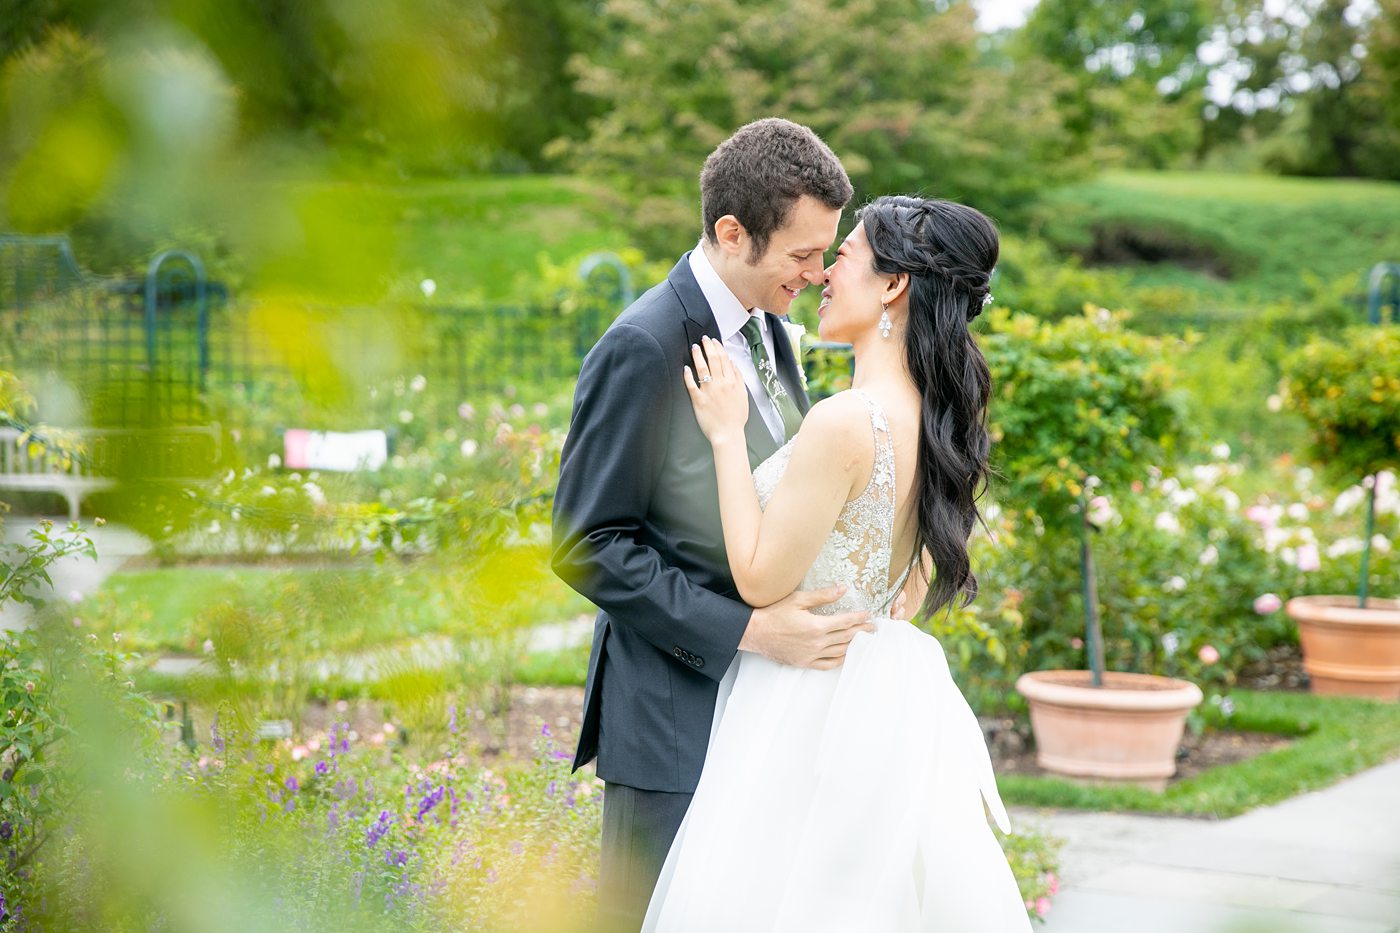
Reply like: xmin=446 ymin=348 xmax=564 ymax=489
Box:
xmin=752 ymin=388 xmax=909 ymax=617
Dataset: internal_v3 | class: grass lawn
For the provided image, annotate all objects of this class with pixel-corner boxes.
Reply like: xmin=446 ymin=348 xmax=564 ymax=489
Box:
xmin=1036 ymin=171 xmax=1400 ymax=305
xmin=287 ymin=174 xmax=629 ymax=302
xmin=82 ymin=555 xmax=592 ymax=657
xmin=999 ymin=689 xmax=1400 ymax=818
xmin=512 ymin=641 xmax=590 ymax=688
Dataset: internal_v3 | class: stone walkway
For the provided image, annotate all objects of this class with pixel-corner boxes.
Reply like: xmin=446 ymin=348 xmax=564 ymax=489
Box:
xmin=1019 ymin=756 xmax=1400 ymax=932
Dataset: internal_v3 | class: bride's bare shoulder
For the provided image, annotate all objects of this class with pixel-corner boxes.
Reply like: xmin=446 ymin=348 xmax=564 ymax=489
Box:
xmin=794 ymin=392 xmax=875 ymax=460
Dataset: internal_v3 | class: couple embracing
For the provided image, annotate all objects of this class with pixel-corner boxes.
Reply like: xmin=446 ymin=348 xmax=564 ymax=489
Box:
xmin=552 ymin=118 xmax=1032 ymax=932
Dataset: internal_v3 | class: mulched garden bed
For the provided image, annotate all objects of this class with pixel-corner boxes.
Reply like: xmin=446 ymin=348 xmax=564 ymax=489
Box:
xmin=983 ymin=718 xmax=1292 ymax=783
xmin=1236 ymin=643 xmax=1310 ymax=692
xmin=456 ymin=686 xmax=1291 ymax=786
xmin=199 ymin=682 xmax=1292 ymax=787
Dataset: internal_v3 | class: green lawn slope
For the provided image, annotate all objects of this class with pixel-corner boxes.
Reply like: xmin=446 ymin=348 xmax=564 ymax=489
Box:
xmin=1035 ymin=171 xmax=1400 ymax=301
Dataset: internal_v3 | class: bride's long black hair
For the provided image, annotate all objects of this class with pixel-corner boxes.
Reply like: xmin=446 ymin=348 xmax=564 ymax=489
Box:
xmin=857 ymin=195 xmax=997 ymax=618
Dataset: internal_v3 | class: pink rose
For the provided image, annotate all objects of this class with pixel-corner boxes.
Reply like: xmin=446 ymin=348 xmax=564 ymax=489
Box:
xmin=1198 ymin=645 xmax=1220 ymax=664
xmin=1046 ymin=872 xmax=1060 ymax=896
xmin=1254 ymin=593 xmax=1283 ymax=615
xmin=1071 ymin=637 xmax=1084 ymax=650
xmin=1296 ymin=543 xmax=1321 ymax=572
xmin=1244 ymin=504 xmax=1274 ymax=527
xmin=1035 ymin=897 xmax=1051 ymax=918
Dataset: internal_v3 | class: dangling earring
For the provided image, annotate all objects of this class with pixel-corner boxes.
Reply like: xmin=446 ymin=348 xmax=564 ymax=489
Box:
xmin=879 ymin=304 xmax=892 ymax=339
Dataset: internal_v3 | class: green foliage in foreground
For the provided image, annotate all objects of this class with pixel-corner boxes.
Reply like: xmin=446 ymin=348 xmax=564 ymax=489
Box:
xmin=999 ymin=689 xmax=1400 ymax=817
xmin=1034 ymin=171 xmax=1400 ymax=305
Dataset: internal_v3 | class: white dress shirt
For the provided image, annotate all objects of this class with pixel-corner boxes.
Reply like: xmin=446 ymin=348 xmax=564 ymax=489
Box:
xmin=688 ymin=244 xmax=785 ymax=445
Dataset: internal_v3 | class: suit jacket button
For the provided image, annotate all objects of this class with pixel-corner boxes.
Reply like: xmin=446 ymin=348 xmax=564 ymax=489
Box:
xmin=694 ymin=656 xmax=705 ymax=669
xmin=673 ymin=647 xmax=683 ymax=658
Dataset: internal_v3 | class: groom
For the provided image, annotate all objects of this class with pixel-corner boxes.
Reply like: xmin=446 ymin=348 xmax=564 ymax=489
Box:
xmin=552 ymin=118 xmax=872 ymax=930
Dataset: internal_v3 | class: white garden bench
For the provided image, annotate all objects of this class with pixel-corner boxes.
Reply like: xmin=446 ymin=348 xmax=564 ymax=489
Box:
xmin=0 ymin=425 xmax=221 ymax=520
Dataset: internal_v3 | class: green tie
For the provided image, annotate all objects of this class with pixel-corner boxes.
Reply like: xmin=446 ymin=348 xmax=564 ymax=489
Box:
xmin=740 ymin=316 xmax=803 ymax=442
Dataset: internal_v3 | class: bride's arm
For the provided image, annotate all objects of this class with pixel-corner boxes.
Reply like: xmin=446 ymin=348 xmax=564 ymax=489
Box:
xmin=686 ymin=336 xmax=864 ymax=606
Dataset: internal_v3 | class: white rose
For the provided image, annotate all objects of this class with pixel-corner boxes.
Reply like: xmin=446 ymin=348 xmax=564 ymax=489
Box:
xmin=1168 ymin=487 xmax=1198 ymax=508
xmin=781 ymin=320 xmax=808 ymax=390
xmin=1327 ymin=537 xmax=1365 ymax=558
xmin=1161 ymin=632 xmax=1180 ymax=656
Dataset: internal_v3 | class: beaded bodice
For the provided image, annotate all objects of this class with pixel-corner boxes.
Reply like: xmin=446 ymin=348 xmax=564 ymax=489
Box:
xmin=752 ymin=388 xmax=909 ymax=617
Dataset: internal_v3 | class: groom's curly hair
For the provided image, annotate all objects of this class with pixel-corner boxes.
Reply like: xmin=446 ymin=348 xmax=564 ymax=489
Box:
xmin=700 ymin=118 xmax=852 ymax=261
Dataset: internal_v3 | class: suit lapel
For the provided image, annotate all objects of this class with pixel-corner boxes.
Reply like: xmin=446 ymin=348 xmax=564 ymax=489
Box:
xmin=767 ymin=312 xmax=811 ymax=415
xmin=670 ymin=255 xmax=779 ymax=466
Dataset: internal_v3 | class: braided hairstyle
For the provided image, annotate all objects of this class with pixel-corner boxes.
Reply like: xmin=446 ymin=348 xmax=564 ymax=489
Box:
xmin=857 ymin=195 xmax=997 ymax=618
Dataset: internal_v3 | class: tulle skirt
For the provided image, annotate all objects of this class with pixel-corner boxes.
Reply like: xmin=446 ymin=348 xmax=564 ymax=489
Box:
xmin=643 ymin=617 xmax=1033 ymax=932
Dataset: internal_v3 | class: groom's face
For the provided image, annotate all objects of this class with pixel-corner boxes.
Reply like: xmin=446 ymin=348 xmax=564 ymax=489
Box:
xmin=727 ymin=195 xmax=841 ymax=314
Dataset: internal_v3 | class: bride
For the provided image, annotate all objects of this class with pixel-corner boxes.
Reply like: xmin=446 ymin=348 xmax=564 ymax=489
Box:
xmin=643 ymin=195 xmax=1033 ymax=932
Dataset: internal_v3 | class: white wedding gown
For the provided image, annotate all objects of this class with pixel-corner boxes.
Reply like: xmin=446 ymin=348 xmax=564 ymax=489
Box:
xmin=643 ymin=389 xmax=1033 ymax=932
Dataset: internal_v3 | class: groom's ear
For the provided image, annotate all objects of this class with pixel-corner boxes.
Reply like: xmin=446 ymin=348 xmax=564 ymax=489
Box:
xmin=713 ymin=214 xmax=747 ymax=258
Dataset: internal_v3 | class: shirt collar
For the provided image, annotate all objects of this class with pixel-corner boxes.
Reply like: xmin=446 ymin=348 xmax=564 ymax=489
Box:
xmin=689 ymin=242 xmax=766 ymax=342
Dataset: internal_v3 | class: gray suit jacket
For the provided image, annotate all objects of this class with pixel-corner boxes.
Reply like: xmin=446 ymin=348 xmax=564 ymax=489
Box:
xmin=551 ymin=253 xmax=811 ymax=792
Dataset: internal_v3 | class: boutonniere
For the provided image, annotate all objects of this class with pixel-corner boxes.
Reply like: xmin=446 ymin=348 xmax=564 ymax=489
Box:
xmin=780 ymin=319 xmax=808 ymax=390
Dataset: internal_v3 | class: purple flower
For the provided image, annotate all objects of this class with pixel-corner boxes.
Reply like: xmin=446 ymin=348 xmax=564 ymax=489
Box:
xmin=330 ymin=722 xmax=351 ymax=755
xmin=210 ymin=713 xmax=225 ymax=753
xmin=416 ymin=784 xmax=446 ymax=821
xmin=315 ymin=760 xmax=331 ymax=777
xmin=386 ymin=849 xmax=409 ymax=868
xmin=0 ymin=889 xmax=6 ymax=920
xmin=285 ymin=775 xmax=300 ymax=793
xmin=448 ymin=704 xmax=458 ymax=735
xmin=541 ymin=723 xmax=551 ymax=737
xmin=546 ymin=781 xmax=555 ymax=798
xmin=366 ymin=810 xmax=393 ymax=848
xmin=0 ymin=821 xmax=12 ymax=841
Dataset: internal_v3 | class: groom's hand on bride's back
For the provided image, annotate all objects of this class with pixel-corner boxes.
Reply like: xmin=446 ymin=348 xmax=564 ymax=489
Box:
xmin=739 ymin=584 xmax=876 ymax=670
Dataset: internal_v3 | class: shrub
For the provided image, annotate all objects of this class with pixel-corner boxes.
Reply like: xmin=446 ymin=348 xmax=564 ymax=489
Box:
xmin=1282 ymin=324 xmax=1400 ymax=601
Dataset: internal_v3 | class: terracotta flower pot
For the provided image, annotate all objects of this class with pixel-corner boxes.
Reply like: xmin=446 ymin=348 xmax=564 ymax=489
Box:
xmin=1014 ymin=670 xmax=1204 ymax=792
xmin=1286 ymin=595 xmax=1400 ymax=701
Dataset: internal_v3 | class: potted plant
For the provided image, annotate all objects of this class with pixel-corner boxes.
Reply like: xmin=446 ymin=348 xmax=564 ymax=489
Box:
xmin=1280 ymin=324 xmax=1400 ymax=699
xmin=984 ymin=306 xmax=1203 ymax=790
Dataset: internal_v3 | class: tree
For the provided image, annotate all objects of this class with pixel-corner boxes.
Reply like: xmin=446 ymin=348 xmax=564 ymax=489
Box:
xmin=1204 ymin=0 xmax=1400 ymax=179
xmin=557 ymin=0 xmax=1081 ymax=255
xmin=1015 ymin=0 xmax=1211 ymax=169
xmin=1021 ymin=0 xmax=1213 ymax=91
